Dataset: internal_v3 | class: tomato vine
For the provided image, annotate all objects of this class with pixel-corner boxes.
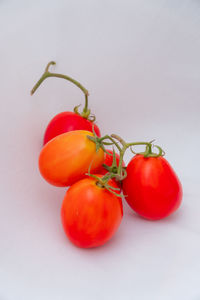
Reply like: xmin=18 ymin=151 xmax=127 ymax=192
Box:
xmin=87 ymin=129 xmax=165 ymax=196
xmin=31 ymin=61 xmax=95 ymax=121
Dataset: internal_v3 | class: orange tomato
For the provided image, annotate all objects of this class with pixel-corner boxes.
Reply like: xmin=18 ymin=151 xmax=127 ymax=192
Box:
xmin=61 ymin=176 xmax=123 ymax=248
xmin=39 ymin=130 xmax=104 ymax=187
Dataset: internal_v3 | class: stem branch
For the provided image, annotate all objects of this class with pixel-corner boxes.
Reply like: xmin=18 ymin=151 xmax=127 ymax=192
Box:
xmin=31 ymin=71 xmax=89 ymax=97
xmin=30 ymin=61 xmax=91 ymax=119
xmin=100 ymin=135 xmax=122 ymax=153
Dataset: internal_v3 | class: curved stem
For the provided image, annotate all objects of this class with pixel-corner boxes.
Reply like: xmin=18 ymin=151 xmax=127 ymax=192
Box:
xmin=110 ymin=134 xmax=128 ymax=176
xmin=30 ymin=61 xmax=91 ymax=119
xmin=99 ymin=135 xmax=122 ymax=153
xmin=117 ymin=145 xmax=128 ymax=176
xmin=31 ymin=71 xmax=89 ymax=97
xmin=45 ymin=61 xmax=56 ymax=72
xmin=111 ymin=136 xmax=150 ymax=176
xmin=111 ymin=134 xmax=126 ymax=147
xmin=127 ymin=141 xmax=150 ymax=147
xmin=30 ymin=72 xmax=49 ymax=96
xmin=88 ymin=132 xmax=165 ymax=193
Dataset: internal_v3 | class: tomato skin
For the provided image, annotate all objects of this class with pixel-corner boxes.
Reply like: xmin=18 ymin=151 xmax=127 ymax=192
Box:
xmin=39 ymin=130 xmax=104 ymax=187
xmin=122 ymin=155 xmax=183 ymax=220
xmin=43 ymin=112 xmax=101 ymax=145
xmin=61 ymin=176 xmax=123 ymax=248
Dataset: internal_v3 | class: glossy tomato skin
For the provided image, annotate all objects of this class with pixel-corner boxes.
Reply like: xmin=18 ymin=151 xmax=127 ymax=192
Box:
xmin=122 ymin=155 xmax=183 ymax=220
xmin=43 ymin=112 xmax=101 ymax=145
xmin=61 ymin=176 xmax=123 ymax=248
xmin=39 ymin=130 xmax=104 ymax=187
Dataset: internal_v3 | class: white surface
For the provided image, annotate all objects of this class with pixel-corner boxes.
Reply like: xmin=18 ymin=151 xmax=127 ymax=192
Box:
xmin=0 ymin=1 xmax=200 ymax=299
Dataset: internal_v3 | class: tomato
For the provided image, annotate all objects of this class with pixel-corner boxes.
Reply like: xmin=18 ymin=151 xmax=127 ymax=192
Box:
xmin=43 ymin=112 xmax=101 ymax=145
xmin=39 ymin=130 xmax=104 ymax=187
xmin=122 ymin=155 xmax=183 ymax=220
xmin=61 ymin=176 xmax=123 ymax=248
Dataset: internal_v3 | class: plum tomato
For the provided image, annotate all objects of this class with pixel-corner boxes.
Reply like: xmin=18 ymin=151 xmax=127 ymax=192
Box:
xmin=39 ymin=130 xmax=104 ymax=187
xmin=61 ymin=176 xmax=123 ymax=248
xmin=122 ymin=154 xmax=183 ymax=220
xmin=43 ymin=111 xmax=100 ymax=145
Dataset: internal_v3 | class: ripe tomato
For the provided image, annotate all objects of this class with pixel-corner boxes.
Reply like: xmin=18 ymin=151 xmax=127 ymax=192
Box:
xmin=43 ymin=112 xmax=100 ymax=145
xmin=122 ymin=155 xmax=183 ymax=220
xmin=61 ymin=176 xmax=123 ymax=248
xmin=39 ymin=130 xmax=104 ymax=187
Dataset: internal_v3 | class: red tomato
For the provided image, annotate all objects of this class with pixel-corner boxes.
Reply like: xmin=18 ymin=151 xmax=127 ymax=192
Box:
xmin=122 ymin=155 xmax=183 ymax=220
xmin=39 ymin=130 xmax=104 ymax=187
xmin=43 ymin=112 xmax=101 ymax=145
xmin=61 ymin=176 xmax=123 ymax=248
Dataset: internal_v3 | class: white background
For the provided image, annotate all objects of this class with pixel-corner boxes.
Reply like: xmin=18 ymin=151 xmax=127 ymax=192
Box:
xmin=0 ymin=1 xmax=200 ymax=299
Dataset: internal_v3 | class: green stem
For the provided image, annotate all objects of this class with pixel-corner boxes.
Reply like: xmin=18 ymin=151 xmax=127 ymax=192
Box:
xmin=110 ymin=134 xmax=128 ymax=176
xmin=110 ymin=136 xmax=152 ymax=177
xmin=99 ymin=135 xmax=122 ymax=153
xmin=117 ymin=145 xmax=128 ymax=176
xmin=127 ymin=141 xmax=150 ymax=147
xmin=30 ymin=61 xmax=91 ymax=119
xmin=84 ymin=94 xmax=89 ymax=112
xmin=45 ymin=61 xmax=56 ymax=72
xmin=30 ymin=72 xmax=50 ymax=95
xmin=33 ymin=72 xmax=89 ymax=96
xmin=111 ymin=134 xmax=126 ymax=147
xmin=87 ymin=133 xmax=164 ymax=195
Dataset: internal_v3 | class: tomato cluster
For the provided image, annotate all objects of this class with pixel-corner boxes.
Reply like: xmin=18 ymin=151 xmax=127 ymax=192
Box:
xmin=32 ymin=62 xmax=183 ymax=249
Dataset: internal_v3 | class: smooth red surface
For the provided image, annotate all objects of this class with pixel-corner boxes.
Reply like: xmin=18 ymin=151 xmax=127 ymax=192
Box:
xmin=123 ymin=155 xmax=183 ymax=220
xmin=43 ymin=111 xmax=101 ymax=145
xmin=61 ymin=176 xmax=123 ymax=248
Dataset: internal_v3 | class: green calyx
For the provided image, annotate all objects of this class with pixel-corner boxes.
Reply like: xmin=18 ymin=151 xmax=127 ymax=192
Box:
xmin=89 ymin=173 xmax=123 ymax=198
xmin=85 ymin=158 xmax=122 ymax=197
xmin=30 ymin=61 xmax=95 ymax=121
xmin=87 ymin=127 xmax=112 ymax=155
xmin=129 ymin=140 xmax=165 ymax=158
